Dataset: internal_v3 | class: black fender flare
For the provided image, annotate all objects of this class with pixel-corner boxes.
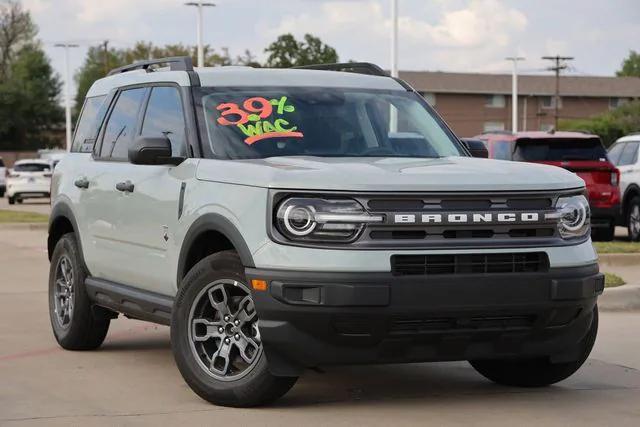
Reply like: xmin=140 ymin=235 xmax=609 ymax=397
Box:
xmin=48 ymin=202 xmax=89 ymax=272
xmin=176 ymin=213 xmax=255 ymax=285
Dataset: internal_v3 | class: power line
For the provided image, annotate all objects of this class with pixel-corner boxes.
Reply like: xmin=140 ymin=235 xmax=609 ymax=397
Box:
xmin=542 ymin=55 xmax=574 ymax=129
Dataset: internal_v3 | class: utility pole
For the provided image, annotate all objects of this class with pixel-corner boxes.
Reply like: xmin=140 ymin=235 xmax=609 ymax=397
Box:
xmin=506 ymin=57 xmax=525 ymax=133
xmin=390 ymin=0 xmax=399 ymax=132
xmin=54 ymin=43 xmax=79 ymax=151
xmin=102 ymin=40 xmax=109 ymax=75
xmin=185 ymin=2 xmax=215 ymax=67
xmin=542 ymin=55 xmax=574 ymax=129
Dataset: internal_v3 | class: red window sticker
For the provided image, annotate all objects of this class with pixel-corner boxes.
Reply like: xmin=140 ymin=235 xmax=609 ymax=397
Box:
xmin=215 ymin=96 xmax=303 ymax=145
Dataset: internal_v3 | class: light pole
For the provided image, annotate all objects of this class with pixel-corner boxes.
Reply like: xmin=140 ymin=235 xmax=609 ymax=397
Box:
xmin=390 ymin=0 xmax=399 ymax=132
xmin=506 ymin=56 xmax=525 ymax=133
xmin=185 ymin=1 xmax=215 ymax=67
xmin=54 ymin=43 xmax=79 ymax=151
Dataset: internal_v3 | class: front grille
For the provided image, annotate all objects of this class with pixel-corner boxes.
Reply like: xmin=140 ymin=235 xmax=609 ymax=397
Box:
xmin=390 ymin=314 xmax=536 ymax=334
xmin=391 ymin=252 xmax=548 ymax=276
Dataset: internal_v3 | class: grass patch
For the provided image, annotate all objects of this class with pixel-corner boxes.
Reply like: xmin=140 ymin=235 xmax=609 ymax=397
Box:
xmin=0 ymin=209 xmax=48 ymax=223
xmin=604 ymin=272 xmax=626 ymax=288
xmin=593 ymin=241 xmax=640 ymax=254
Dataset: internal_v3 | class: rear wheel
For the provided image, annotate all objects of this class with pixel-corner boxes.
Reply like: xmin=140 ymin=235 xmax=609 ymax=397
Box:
xmin=470 ymin=307 xmax=598 ymax=387
xmin=171 ymin=251 xmax=297 ymax=407
xmin=8 ymin=196 xmax=15 ymax=205
xmin=48 ymin=233 xmax=111 ymax=350
xmin=628 ymin=197 xmax=640 ymax=242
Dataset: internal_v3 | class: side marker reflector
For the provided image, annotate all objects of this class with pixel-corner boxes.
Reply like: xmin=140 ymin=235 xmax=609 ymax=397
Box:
xmin=251 ymin=279 xmax=268 ymax=291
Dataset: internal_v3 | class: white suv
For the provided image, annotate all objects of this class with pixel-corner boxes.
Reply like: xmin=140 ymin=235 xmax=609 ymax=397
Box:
xmin=6 ymin=159 xmax=52 ymax=204
xmin=47 ymin=58 xmax=603 ymax=407
xmin=608 ymin=134 xmax=640 ymax=240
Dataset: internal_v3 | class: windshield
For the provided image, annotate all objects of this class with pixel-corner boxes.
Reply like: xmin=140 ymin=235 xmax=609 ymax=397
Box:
xmin=198 ymin=87 xmax=464 ymax=159
xmin=514 ymin=138 xmax=608 ymax=162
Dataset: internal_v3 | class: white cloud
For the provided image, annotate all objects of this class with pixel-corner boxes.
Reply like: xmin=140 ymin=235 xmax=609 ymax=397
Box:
xmin=269 ymin=0 xmax=528 ymax=70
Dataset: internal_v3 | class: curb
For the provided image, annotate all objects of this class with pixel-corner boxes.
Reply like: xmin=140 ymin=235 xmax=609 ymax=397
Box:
xmin=599 ymin=284 xmax=640 ymax=312
xmin=0 ymin=222 xmax=48 ymax=231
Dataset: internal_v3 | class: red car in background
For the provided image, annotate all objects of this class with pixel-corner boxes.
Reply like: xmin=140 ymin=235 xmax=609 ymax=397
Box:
xmin=476 ymin=131 xmax=620 ymax=241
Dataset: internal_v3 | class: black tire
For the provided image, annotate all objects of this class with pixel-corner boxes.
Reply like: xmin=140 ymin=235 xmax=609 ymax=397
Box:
xmin=171 ymin=250 xmax=297 ymax=407
xmin=8 ymin=196 xmax=15 ymax=205
xmin=470 ymin=307 xmax=598 ymax=387
xmin=0 ymin=189 xmax=4 ymax=197
xmin=16 ymin=198 xmax=22 ymax=204
xmin=591 ymin=223 xmax=615 ymax=242
xmin=627 ymin=196 xmax=640 ymax=242
xmin=48 ymin=233 xmax=111 ymax=350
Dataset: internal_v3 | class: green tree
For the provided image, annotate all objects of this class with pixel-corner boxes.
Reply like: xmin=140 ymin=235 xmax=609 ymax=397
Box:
xmin=617 ymin=51 xmax=640 ymax=77
xmin=264 ymin=33 xmax=338 ymax=68
xmin=0 ymin=1 xmax=62 ymax=150
xmin=0 ymin=0 xmax=36 ymax=80
xmin=559 ymin=100 xmax=640 ymax=147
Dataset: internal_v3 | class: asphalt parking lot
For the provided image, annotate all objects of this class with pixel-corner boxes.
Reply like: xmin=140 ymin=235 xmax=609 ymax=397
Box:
xmin=1 ymin=220 xmax=640 ymax=425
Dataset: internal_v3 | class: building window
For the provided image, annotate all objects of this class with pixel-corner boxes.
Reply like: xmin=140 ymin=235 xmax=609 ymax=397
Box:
xmin=609 ymin=97 xmax=628 ymax=110
xmin=483 ymin=121 xmax=505 ymax=132
xmin=485 ymin=95 xmax=506 ymax=108
xmin=421 ymin=92 xmax=436 ymax=106
xmin=541 ymin=96 xmax=561 ymax=109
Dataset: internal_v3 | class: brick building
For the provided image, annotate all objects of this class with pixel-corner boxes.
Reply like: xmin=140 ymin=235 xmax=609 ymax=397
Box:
xmin=399 ymin=71 xmax=640 ymax=137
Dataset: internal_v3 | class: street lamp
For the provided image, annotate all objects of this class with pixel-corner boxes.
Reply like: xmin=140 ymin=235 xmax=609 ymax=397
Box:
xmin=54 ymin=42 xmax=79 ymax=151
xmin=506 ymin=56 xmax=525 ymax=133
xmin=185 ymin=1 xmax=215 ymax=67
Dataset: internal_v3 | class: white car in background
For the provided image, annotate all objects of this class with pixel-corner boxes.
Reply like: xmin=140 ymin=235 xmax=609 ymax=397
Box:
xmin=608 ymin=133 xmax=640 ymax=241
xmin=6 ymin=159 xmax=52 ymax=205
xmin=0 ymin=157 xmax=6 ymax=197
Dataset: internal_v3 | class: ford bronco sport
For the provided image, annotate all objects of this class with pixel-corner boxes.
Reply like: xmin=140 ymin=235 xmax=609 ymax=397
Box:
xmin=48 ymin=58 xmax=603 ymax=407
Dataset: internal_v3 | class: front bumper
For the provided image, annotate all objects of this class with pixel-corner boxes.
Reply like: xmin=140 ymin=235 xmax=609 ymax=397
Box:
xmin=246 ymin=264 xmax=603 ymax=376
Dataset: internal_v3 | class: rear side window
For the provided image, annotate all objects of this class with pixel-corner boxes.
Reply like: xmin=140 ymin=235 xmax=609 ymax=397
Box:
xmin=618 ymin=142 xmax=639 ymax=166
xmin=14 ymin=163 xmax=50 ymax=172
xmin=513 ymin=138 xmax=608 ymax=162
xmin=607 ymin=143 xmax=625 ymax=165
xmin=72 ymin=95 xmax=107 ymax=152
xmin=141 ymin=86 xmax=186 ymax=156
xmin=99 ymin=88 xmax=147 ymax=160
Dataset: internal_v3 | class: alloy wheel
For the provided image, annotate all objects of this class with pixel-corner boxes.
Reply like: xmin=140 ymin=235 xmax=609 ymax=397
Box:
xmin=188 ymin=279 xmax=262 ymax=381
xmin=53 ymin=255 xmax=75 ymax=329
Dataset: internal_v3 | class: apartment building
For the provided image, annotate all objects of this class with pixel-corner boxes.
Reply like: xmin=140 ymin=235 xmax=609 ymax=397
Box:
xmin=399 ymin=71 xmax=640 ymax=137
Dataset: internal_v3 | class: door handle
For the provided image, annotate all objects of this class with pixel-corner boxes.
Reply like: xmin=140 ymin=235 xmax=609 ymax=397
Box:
xmin=74 ymin=177 xmax=89 ymax=189
xmin=115 ymin=180 xmax=135 ymax=193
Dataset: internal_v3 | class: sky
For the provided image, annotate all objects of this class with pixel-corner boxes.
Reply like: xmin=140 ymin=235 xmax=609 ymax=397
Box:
xmin=20 ymin=0 xmax=640 ymax=105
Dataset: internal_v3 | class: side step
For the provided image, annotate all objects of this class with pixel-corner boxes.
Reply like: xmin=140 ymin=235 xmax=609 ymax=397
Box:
xmin=85 ymin=278 xmax=174 ymax=326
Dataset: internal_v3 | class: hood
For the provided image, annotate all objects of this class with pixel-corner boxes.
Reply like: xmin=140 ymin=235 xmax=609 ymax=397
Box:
xmin=196 ymin=156 xmax=584 ymax=192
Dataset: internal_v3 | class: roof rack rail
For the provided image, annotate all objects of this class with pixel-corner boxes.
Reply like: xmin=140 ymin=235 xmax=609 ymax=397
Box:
xmin=107 ymin=56 xmax=194 ymax=76
xmin=293 ymin=62 xmax=388 ymax=77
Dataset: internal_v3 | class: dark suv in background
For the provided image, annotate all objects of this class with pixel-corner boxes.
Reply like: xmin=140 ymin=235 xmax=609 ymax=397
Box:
xmin=477 ymin=131 xmax=620 ymax=241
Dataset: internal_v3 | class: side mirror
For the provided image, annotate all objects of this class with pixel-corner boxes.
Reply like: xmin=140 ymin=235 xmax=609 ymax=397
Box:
xmin=461 ymin=138 xmax=489 ymax=158
xmin=129 ymin=136 xmax=183 ymax=165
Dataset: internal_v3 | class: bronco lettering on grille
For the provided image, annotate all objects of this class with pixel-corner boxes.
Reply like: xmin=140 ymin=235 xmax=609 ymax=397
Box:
xmin=391 ymin=212 xmax=541 ymax=225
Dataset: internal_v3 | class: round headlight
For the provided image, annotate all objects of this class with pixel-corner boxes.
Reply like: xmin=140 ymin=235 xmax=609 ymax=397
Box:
xmin=282 ymin=204 xmax=316 ymax=236
xmin=555 ymin=195 xmax=590 ymax=238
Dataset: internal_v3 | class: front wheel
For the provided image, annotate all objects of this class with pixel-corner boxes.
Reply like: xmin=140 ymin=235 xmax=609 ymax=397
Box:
xmin=628 ymin=197 xmax=640 ymax=242
xmin=8 ymin=196 xmax=15 ymax=205
xmin=171 ymin=251 xmax=297 ymax=407
xmin=470 ymin=307 xmax=598 ymax=387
